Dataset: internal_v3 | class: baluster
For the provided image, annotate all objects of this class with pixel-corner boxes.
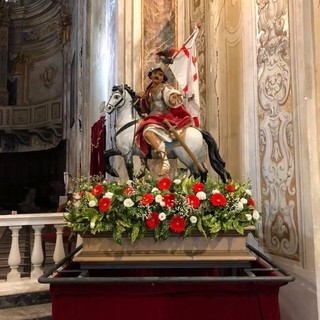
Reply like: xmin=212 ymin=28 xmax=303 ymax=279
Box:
xmin=7 ymin=226 xmax=22 ymax=282
xmin=31 ymin=225 xmax=44 ymax=280
xmin=53 ymin=225 xmax=65 ymax=263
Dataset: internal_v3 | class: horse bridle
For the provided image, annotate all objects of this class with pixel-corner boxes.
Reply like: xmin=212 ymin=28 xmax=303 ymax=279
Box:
xmin=107 ymin=87 xmax=140 ymax=157
xmin=106 ymin=87 xmax=126 ymax=114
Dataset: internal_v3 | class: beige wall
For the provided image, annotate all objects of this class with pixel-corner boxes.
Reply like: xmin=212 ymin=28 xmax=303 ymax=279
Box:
xmin=67 ymin=1 xmax=320 ymax=318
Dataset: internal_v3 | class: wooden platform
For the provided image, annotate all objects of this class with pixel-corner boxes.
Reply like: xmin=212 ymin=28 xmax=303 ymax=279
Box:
xmin=73 ymin=227 xmax=256 ymax=264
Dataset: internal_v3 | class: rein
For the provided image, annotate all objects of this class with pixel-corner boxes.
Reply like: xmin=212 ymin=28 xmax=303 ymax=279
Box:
xmin=110 ymin=87 xmax=139 ymax=155
xmin=116 ymin=119 xmax=139 ymax=137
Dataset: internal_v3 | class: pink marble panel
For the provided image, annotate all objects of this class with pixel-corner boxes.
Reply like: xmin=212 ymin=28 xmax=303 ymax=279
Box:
xmin=142 ymin=0 xmax=176 ymax=86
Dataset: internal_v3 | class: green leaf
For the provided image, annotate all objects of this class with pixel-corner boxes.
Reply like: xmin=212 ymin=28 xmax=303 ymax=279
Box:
xmin=197 ymin=218 xmax=206 ymax=237
xmin=233 ymin=222 xmax=244 ymax=235
xmin=130 ymin=223 xmax=140 ymax=243
xmin=160 ymin=221 xmax=170 ymax=240
xmin=209 ymin=222 xmax=221 ymax=234
xmin=184 ymin=224 xmax=193 ymax=237
xmin=154 ymin=227 xmax=161 ymax=241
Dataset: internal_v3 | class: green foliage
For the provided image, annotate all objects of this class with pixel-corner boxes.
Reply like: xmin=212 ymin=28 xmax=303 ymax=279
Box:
xmin=65 ymin=173 xmax=261 ymax=243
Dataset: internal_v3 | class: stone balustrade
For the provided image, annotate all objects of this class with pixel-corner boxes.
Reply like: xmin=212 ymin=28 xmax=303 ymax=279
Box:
xmin=0 ymin=212 xmax=82 ymax=286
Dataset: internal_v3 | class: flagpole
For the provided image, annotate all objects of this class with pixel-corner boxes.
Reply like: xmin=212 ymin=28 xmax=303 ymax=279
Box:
xmin=171 ymin=25 xmax=200 ymax=59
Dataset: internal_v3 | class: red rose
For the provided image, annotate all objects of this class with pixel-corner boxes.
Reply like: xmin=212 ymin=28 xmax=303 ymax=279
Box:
xmin=140 ymin=193 xmax=154 ymax=206
xmin=158 ymin=177 xmax=172 ymax=190
xmin=192 ymin=183 xmax=204 ymax=193
xmin=146 ymin=212 xmax=160 ymax=229
xmin=91 ymin=184 xmax=104 ymax=196
xmin=210 ymin=193 xmax=227 ymax=207
xmin=186 ymin=194 xmax=200 ymax=209
xmin=98 ymin=197 xmax=111 ymax=212
xmin=169 ymin=215 xmax=186 ymax=233
xmin=163 ymin=193 xmax=175 ymax=208
xmin=248 ymin=198 xmax=255 ymax=207
xmin=123 ymin=186 xmax=135 ymax=196
xmin=225 ymin=184 xmax=234 ymax=192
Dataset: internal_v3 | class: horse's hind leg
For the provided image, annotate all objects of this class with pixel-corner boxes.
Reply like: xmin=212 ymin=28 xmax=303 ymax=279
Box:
xmin=123 ymin=152 xmax=135 ymax=180
xmin=187 ymin=162 xmax=207 ymax=183
xmin=136 ymin=157 xmax=147 ymax=179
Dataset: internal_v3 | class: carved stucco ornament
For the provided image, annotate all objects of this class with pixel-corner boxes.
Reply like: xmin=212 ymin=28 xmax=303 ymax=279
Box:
xmin=257 ymin=0 xmax=298 ymax=259
xmin=39 ymin=64 xmax=58 ymax=89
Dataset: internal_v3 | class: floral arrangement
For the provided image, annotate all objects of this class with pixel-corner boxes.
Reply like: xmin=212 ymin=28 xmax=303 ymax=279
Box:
xmin=65 ymin=174 xmax=260 ymax=244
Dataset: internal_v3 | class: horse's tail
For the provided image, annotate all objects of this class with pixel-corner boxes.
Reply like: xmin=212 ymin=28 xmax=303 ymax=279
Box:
xmin=199 ymin=128 xmax=232 ymax=182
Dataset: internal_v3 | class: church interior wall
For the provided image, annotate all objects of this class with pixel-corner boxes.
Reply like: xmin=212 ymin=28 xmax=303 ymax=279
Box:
xmin=0 ymin=0 xmax=319 ymax=318
xmin=65 ymin=1 xmax=320 ymax=319
xmin=256 ymin=1 xmax=320 ymax=319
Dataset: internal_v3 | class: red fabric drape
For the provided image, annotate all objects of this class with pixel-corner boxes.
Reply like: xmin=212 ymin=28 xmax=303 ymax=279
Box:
xmin=51 ymin=281 xmax=283 ymax=320
xmin=90 ymin=116 xmax=106 ymax=176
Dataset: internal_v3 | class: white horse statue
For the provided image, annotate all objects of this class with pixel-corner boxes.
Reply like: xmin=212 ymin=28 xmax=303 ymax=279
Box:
xmin=104 ymin=84 xmax=231 ymax=182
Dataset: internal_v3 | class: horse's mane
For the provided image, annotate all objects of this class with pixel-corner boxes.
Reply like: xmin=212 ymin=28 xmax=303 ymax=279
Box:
xmin=112 ymin=84 xmax=136 ymax=99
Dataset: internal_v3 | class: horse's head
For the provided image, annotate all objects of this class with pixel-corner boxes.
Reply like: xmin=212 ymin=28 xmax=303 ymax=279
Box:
xmin=105 ymin=84 xmax=135 ymax=114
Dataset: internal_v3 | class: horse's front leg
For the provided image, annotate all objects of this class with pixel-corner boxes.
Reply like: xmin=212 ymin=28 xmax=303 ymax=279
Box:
xmin=104 ymin=148 xmax=122 ymax=177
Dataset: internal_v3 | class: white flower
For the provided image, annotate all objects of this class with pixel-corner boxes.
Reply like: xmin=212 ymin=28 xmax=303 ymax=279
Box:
xmin=173 ymin=179 xmax=181 ymax=185
xmin=126 ymin=180 xmax=133 ymax=186
xmin=245 ymin=213 xmax=252 ymax=221
xmin=160 ymin=201 xmax=166 ymax=207
xmin=152 ymin=187 xmax=159 ymax=193
xmin=74 ymin=193 xmax=81 ymax=200
xmin=212 ymin=189 xmax=220 ymax=194
xmin=236 ymin=202 xmax=244 ymax=211
xmin=102 ymin=179 xmax=108 ymax=184
xmin=196 ymin=191 xmax=206 ymax=200
xmin=155 ymin=195 xmax=163 ymax=203
xmin=104 ymin=192 xmax=113 ymax=199
xmin=245 ymin=189 xmax=252 ymax=196
xmin=240 ymin=198 xmax=248 ymax=204
xmin=252 ymin=210 xmax=260 ymax=220
xmin=159 ymin=212 xmax=166 ymax=221
xmin=190 ymin=216 xmax=197 ymax=224
xmin=124 ymin=198 xmax=134 ymax=207
xmin=73 ymin=201 xmax=80 ymax=208
xmin=88 ymin=200 xmax=97 ymax=207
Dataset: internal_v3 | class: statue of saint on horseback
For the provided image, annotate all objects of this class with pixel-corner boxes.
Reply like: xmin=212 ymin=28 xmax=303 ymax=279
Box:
xmin=104 ymin=26 xmax=230 ymax=182
xmin=135 ymin=65 xmax=194 ymax=177
xmin=104 ymin=66 xmax=231 ymax=183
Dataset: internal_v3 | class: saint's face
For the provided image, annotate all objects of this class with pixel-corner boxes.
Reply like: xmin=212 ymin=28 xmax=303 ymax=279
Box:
xmin=150 ymin=70 xmax=165 ymax=85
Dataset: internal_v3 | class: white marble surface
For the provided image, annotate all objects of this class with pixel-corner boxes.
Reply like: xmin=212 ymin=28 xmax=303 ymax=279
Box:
xmin=0 ymin=303 xmax=51 ymax=320
xmin=0 ymin=279 xmax=49 ymax=297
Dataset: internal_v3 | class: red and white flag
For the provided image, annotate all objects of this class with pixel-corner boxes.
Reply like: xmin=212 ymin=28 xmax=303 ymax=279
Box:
xmin=169 ymin=26 xmax=200 ymax=127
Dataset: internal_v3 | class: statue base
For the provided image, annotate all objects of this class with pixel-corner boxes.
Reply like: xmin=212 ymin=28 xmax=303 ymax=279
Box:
xmin=73 ymin=227 xmax=256 ymax=264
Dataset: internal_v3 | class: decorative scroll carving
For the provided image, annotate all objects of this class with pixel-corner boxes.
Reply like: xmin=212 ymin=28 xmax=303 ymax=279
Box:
xmin=257 ymin=0 xmax=298 ymax=259
xmin=58 ymin=11 xmax=72 ymax=44
xmin=39 ymin=64 xmax=58 ymax=88
xmin=23 ymin=19 xmax=60 ymax=41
